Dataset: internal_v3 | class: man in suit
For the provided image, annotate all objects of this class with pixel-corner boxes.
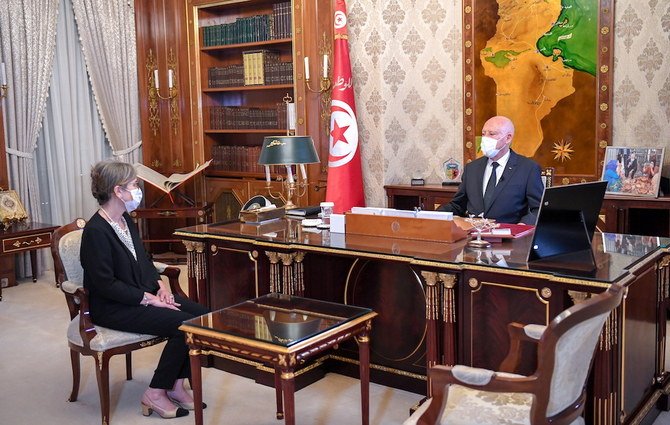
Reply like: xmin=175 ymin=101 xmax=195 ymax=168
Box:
xmin=437 ymin=116 xmax=543 ymax=224
xmin=625 ymin=153 xmax=637 ymax=179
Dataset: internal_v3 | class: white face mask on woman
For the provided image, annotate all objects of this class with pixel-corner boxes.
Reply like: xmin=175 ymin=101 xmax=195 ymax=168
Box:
xmin=122 ymin=187 xmax=143 ymax=212
xmin=480 ymin=136 xmax=502 ymax=159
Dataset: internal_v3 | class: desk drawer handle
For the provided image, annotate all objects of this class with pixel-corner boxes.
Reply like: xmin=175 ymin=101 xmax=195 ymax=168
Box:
xmin=157 ymin=211 xmax=177 ymax=217
xmin=12 ymin=237 xmax=42 ymax=248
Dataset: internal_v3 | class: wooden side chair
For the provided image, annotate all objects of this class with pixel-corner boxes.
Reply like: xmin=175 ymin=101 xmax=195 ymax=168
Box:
xmin=50 ymin=218 xmax=186 ymax=425
xmin=404 ymin=282 xmax=626 ymax=425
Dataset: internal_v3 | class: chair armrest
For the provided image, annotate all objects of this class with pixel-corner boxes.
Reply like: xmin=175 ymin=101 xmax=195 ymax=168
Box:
xmin=415 ymin=365 xmax=538 ymax=425
xmin=155 ymin=263 xmax=187 ymax=299
xmin=499 ymin=322 xmax=545 ymax=373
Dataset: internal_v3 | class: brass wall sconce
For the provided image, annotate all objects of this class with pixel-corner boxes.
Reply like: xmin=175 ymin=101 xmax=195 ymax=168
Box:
xmin=303 ymin=33 xmax=333 ymax=140
xmin=146 ymin=49 xmax=180 ymax=137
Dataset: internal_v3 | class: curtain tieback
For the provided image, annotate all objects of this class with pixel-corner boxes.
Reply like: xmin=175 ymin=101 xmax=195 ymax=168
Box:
xmin=6 ymin=147 xmax=34 ymax=159
xmin=112 ymin=140 xmax=142 ymax=156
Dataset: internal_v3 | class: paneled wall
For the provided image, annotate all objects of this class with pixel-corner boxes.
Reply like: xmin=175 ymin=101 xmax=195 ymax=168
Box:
xmin=346 ymin=0 xmax=670 ymax=207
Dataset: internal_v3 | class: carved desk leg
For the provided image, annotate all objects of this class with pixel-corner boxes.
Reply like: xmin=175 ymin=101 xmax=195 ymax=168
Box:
xmin=420 ymin=271 xmax=440 ymax=397
xmin=438 ymin=273 xmax=457 ymax=366
xmin=570 ymin=290 xmax=618 ymax=425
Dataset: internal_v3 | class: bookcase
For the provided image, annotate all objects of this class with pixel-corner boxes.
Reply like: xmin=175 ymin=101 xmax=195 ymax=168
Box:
xmin=186 ymin=0 xmax=319 ymax=220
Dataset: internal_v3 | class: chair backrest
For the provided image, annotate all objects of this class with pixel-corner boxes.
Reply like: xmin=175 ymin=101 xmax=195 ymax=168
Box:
xmin=51 ymin=218 xmax=86 ymax=287
xmin=535 ymin=282 xmax=626 ymax=420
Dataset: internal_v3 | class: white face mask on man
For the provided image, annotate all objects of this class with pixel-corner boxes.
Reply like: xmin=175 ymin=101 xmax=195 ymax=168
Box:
xmin=480 ymin=136 xmax=503 ymax=159
xmin=121 ymin=187 xmax=143 ymax=212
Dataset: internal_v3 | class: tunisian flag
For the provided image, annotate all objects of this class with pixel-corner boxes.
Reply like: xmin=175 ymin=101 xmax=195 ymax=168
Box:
xmin=325 ymin=0 xmax=365 ymax=214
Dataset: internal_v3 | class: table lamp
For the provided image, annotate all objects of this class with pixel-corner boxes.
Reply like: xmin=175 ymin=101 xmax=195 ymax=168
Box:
xmin=258 ymin=135 xmax=319 ymax=209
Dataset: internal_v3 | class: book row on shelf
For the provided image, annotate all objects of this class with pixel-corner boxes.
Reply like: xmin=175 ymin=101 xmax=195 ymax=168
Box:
xmin=211 ymin=145 xmax=293 ymax=174
xmin=201 ymin=1 xmax=291 ymax=47
xmin=209 ymin=105 xmax=287 ymax=130
xmin=242 ymin=50 xmax=293 ymax=86
xmin=208 ymin=60 xmax=293 ymax=88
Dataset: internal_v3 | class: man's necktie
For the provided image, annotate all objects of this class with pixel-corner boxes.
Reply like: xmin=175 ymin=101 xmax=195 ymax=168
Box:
xmin=483 ymin=162 xmax=499 ymax=211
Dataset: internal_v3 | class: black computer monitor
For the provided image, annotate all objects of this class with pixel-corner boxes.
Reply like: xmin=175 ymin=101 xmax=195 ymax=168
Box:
xmin=527 ymin=181 xmax=607 ymax=263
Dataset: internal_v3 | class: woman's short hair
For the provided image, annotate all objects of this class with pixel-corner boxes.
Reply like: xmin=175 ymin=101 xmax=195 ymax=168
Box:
xmin=90 ymin=160 xmax=137 ymax=205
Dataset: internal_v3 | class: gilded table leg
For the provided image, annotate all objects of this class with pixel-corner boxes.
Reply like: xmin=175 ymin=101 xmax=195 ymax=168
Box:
xmin=275 ymin=366 xmax=284 ymax=419
xmin=280 ymin=370 xmax=296 ymax=425
xmin=189 ymin=347 xmax=204 ymax=425
xmin=357 ymin=331 xmax=371 ymax=425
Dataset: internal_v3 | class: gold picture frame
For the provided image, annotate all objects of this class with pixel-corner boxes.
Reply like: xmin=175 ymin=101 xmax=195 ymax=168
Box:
xmin=462 ymin=0 xmax=614 ymax=184
xmin=0 ymin=189 xmax=28 ymax=227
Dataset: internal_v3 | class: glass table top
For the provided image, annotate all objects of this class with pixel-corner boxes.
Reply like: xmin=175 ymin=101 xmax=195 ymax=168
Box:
xmin=182 ymin=293 xmax=373 ymax=348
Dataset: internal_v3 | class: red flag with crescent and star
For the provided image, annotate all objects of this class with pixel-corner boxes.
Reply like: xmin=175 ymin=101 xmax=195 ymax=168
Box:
xmin=325 ymin=0 xmax=365 ymax=214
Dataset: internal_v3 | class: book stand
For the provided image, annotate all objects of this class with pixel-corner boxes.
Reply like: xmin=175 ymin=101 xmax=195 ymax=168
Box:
xmin=149 ymin=189 xmax=195 ymax=208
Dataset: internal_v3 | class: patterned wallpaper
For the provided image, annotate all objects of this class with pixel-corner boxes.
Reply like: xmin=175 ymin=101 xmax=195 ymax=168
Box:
xmin=345 ymin=0 xmax=670 ymax=207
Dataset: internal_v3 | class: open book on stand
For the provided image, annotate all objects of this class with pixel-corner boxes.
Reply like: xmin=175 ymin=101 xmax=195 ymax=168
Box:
xmin=134 ymin=159 xmax=212 ymax=194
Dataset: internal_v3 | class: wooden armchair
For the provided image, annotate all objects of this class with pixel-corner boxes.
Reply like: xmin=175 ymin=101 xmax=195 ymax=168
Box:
xmin=50 ymin=218 xmax=186 ymax=425
xmin=404 ymin=282 xmax=626 ymax=425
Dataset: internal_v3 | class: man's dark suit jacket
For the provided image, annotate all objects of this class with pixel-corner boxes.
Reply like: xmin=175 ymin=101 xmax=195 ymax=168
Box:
xmin=80 ymin=212 xmax=161 ymax=322
xmin=437 ymin=150 xmax=544 ymax=224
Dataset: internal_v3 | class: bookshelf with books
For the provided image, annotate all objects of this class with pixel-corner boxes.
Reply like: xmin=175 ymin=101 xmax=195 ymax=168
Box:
xmin=187 ymin=0 xmax=315 ymax=219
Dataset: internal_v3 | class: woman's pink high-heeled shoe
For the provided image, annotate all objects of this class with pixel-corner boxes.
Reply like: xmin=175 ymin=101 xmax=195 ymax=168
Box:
xmin=141 ymin=393 xmax=189 ymax=419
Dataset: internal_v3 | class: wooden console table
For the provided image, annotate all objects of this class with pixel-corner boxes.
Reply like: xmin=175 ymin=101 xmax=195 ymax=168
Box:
xmin=385 ymin=184 xmax=670 ymax=237
xmin=130 ymin=204 xmax=212 ymax=263
xmin=0 ymin=222 xmax=58 ymax=301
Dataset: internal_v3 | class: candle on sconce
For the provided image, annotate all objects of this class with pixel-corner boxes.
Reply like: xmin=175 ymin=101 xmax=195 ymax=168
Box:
xmin=0 ymin=63 xmax=6 ymax=86
xmin=153 ymin=69 xmax=159 ymax=89
xmin=286 ymin=165 xmax=294 ymax=184
xmin=299 ymin=164 xmax=307 ymax=180
xmin=322 ymin=55 xmax=328 ymax=79
xmin=287 ymin=102 xmax=296 ymax=131
xmin=303 ymin=56 xmax=310 ymax=81
xmin=168 ymin=69 xmax=174 ymax=89
xmin=264 ymin=165 xmax=271 ymax=183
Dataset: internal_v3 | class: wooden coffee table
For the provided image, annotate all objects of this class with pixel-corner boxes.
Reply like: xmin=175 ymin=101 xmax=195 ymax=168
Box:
xmin=180 ymin=293 xmax=377 ymax=425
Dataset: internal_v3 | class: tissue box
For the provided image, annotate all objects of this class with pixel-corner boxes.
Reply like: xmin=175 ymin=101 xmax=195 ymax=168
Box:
xmin=330 ymin=213 xmax=345 ymax=233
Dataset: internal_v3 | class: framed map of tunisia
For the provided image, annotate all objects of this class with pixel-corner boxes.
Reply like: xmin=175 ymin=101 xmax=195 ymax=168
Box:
xmin=462 ymin=0 xmax=614 ymax=184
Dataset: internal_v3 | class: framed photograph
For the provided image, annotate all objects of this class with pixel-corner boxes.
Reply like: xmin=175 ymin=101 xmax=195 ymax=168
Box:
xmin=0 ymin=190 xmax=28 ymax=226
xmin=462 ymin=0 xmax=614 ymax=185
xmin=601 ymin=147 xmax=664 ymax=197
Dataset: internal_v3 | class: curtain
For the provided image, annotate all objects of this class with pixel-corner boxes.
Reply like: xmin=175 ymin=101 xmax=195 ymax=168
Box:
xmin=71 ymin=0 xmax=141 ymax=163
xmin=36 ymin=0 xmax=112 ymax=230
xmin=0 ymin=0 xmax=59 ymax=222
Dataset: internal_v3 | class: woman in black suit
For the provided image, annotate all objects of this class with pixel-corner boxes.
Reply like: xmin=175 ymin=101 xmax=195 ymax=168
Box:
xmin=80 ymin=160 xmax=209 ymax=419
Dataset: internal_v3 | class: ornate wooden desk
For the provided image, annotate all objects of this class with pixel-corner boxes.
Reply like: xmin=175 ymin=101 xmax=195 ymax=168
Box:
xmin=0 ymin=222 xmax=58 ymax=301
xmin=180 ymin=293 xmax=376 ymax=425
xmin=176 ymin=220 xmax=670 ymax=424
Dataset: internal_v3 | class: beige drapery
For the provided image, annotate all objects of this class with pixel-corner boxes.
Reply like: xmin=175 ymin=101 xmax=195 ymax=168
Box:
xmin=71 ymin=0 xmax=141 ymax=163
xmin=0 ymin=0 xmax=59 ymax=222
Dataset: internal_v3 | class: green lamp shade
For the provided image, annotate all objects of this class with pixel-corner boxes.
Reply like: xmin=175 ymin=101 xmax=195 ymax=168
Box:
xmin=258 ymin=136 xmax=320 ymax=165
